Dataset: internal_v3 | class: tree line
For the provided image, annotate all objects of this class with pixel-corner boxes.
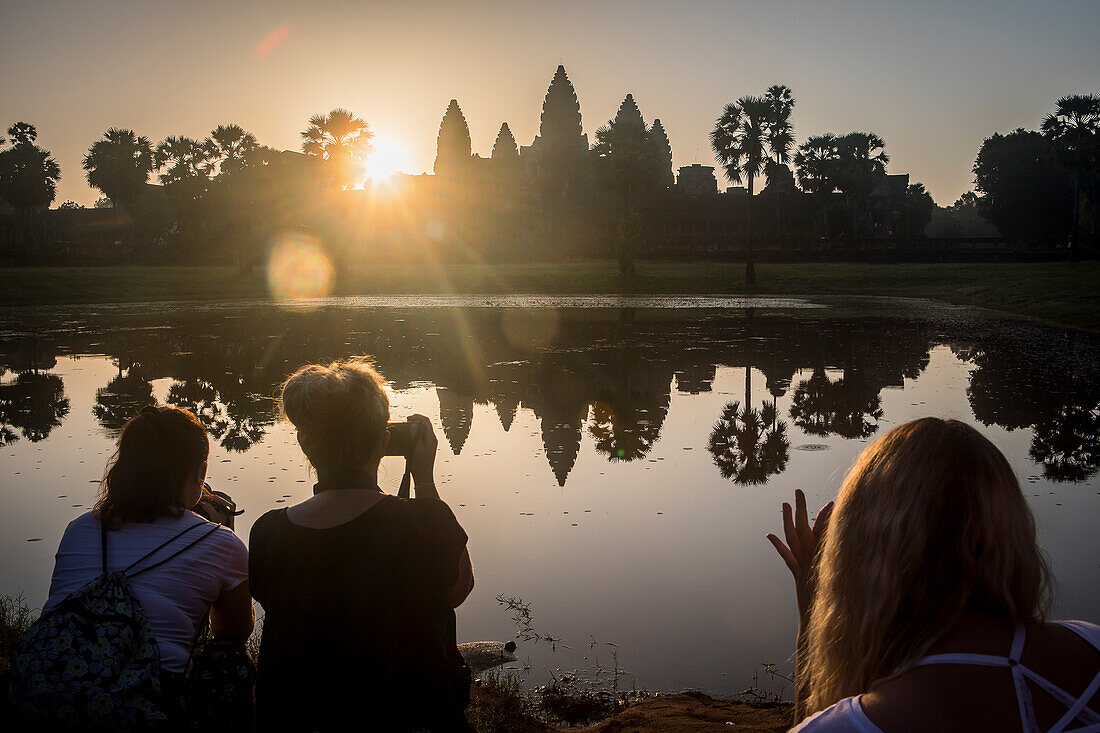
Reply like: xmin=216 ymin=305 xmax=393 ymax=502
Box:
xmin=0 ymin=90 xmax=1095 ymax=268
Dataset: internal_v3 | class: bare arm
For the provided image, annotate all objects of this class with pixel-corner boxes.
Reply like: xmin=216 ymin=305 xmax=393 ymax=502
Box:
xmin=445 ymin=547 xmax=475 ymax=608
xmin=766 ymin=489 xmax=833 ymax=721
xmin=210 ymin=580 xmax=255 ymax=640
xmin=405 ymin=414 xmax=473 ymax=608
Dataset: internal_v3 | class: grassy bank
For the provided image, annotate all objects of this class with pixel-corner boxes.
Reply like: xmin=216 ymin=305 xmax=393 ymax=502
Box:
xmin=0 ymin=261 xmax=1096 ymax=329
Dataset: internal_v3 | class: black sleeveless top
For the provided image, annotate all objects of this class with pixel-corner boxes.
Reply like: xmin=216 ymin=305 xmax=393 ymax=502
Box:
xmin=248 ymin=496 xmax=469 ymax=732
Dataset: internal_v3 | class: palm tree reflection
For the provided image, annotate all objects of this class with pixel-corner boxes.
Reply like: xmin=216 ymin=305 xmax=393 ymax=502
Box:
xmin=0 ymin=372 xmax=70 ymax=443
xmin=166 ymin=378 xmax=268 ymax=452
xmin=92 ymin=369 xmax=155 ymax=433
xmin=789 ymin=368 xmax=882 ymax=439
xmin=708 ymin=401 xmax=789 ymax=485
xmin=1029 ymin=404 xmax=1100 ymax=482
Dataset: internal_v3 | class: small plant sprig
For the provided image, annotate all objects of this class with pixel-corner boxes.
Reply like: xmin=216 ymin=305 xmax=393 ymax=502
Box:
xmin=739 ymin=662 xmax=792 ymax=704
xmin=495 ymin=593 xmax=569 ymax=651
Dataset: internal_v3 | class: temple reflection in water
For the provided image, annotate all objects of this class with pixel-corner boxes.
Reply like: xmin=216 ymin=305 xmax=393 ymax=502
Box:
xmin=1 ymin=306 xmax=1098 ymax=485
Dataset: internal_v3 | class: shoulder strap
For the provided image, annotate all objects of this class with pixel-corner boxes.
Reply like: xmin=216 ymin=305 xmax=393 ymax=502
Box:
xmin=121 ymin=520 xmax=217 ymax=576
xmin=101 ymin=519 xmax=108 ymax=574
xmin=128 ymin=525 xmax=221 ymax=579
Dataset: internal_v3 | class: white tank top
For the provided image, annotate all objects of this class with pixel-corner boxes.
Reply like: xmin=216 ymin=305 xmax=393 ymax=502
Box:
xmin=793 ymin=620 xmax=1100 ymax=733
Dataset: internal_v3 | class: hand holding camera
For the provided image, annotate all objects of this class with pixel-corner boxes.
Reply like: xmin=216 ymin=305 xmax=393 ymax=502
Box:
xmin=388 ymin=414 xmax=439 ymax=498
xmin=194 ymin=483 xmax=243 ymax=529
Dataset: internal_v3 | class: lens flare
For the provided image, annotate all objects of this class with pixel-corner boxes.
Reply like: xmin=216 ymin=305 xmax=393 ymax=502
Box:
xmin=254 ymin=25 xmax=291 ymax=59
xmin=266 ymin=234 xmax=335 ymax=304
xmin=502 ymin=308 xmax=560 ymax=352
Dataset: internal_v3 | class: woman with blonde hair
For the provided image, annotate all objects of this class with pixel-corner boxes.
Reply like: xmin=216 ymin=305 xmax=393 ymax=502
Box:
xmin=249 ymin=358 xmax=474 ymax=732
xmin=768 ymin=417 xmax=1099 ymax=732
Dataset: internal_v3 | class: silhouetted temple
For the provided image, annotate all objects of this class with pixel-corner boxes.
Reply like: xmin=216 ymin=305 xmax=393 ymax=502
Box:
xmin=523 ymin=65 xmax=590 ymax=195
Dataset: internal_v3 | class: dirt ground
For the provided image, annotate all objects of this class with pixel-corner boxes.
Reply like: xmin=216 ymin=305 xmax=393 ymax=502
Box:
xmin=578 ymin=691 xmax=792 ymax=732
xmin=469 ymin=686 xmax=793 ymax=732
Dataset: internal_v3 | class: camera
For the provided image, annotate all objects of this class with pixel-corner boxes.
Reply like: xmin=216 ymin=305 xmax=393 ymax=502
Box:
xmin=385 ymin=421 xmax=416 ymax=457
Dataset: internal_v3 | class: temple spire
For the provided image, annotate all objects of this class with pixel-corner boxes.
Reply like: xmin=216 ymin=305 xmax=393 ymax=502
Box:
xmin=539 ymin=65 xmax=586 ymax=154
xmin=434 ymin=99 xmax=472 ymax=177
xmin=648 ymin=118 xmax=675 ymax=189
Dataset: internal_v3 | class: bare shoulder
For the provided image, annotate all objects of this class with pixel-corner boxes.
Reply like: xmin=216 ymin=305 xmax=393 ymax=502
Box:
xmin=862 ymin=620 xmax=1100 ymax=733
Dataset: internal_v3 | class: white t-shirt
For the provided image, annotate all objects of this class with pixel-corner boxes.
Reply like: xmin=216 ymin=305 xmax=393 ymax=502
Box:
xmin=43 ymin=510 xmax=249 ymax=674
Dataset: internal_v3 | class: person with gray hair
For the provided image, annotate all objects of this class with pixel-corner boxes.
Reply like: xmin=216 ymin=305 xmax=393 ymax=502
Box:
xmin=249 ymin=358 xmax=474 ymax=732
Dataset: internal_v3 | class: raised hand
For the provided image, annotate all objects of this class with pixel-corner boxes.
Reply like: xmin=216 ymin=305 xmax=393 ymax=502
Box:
xmin=766 ymin=489 xmax=833 ymax=620
xmin=405 ymin=414 xmax=439 ymax=491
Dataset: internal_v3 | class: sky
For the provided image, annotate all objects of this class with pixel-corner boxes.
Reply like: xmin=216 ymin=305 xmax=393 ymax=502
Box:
xmin=3 ymin=0 xmax=1098 ymax=207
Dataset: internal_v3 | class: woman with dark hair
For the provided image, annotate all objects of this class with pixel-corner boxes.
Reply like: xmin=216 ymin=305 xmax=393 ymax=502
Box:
xmin=37 ymin=405 xmax=253 ymax=715
xmin=769 ymin=417 xmax=1099 ymax=731
xmin=249 ymin=359 xmax=474 ymax=732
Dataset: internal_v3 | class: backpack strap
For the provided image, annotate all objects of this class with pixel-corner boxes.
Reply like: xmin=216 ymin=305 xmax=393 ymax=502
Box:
xmin=126 ymin=525 xmax=221 ymax=579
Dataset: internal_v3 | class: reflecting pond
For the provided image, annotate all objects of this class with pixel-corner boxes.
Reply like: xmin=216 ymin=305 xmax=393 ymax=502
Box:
xmin=2 ymin=296 xmax=1098 ymax=695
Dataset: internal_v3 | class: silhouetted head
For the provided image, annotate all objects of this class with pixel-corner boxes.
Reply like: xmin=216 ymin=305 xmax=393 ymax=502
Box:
xmin=95 ymin=405 xmax=209 ymax=526
xmin=281 ymin=358 xmax=390 ymax=481
xmin=804 ymin=417 xmax=1051 ymax=714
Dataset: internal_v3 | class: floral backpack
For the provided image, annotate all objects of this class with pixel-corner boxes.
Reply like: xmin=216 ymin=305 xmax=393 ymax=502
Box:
xmin=8 ymin=520 xmax=219 ymax=730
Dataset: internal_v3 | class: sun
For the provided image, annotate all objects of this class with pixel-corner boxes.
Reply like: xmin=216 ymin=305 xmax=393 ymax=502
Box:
xmin=364 ymin=135 xmax=411 ymax=181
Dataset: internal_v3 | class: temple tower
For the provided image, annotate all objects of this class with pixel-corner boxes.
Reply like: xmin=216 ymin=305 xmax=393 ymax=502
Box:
xmin=434 ymin=99 xmax=472 ymax=177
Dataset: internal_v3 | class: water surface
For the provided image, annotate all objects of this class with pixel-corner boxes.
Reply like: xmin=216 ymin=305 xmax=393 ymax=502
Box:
xmin=2 ymin=297 xmax=1097 ymax=695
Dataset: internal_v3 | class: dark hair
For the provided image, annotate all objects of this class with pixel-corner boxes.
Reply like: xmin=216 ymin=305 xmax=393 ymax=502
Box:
xmin=95 ymin=405 xmax=209 ymax=526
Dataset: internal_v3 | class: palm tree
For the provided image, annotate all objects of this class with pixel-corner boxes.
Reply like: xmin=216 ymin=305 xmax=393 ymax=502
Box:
xmin=763 ymin=85 xmax=795 ymax=234
xmin=202 ymin=124 xmax=258 ymax=177
xmin=82 ymin=128 xmax=154 ymax=212
xmin=833 ymin=132 xmax=888 ymax=238
xmin=0 ymin=123 xmax=61 ymax=243
xmin=711 ymin=96 xmax=770 ymax=284
xmin=794 ymin=134 xmax=839 ymax=236
xmin=1042 ymin=94 xmax=1100 ymax=242
xmin=155 ymin=136 xmax=210 ymax=189
xmin=300 ymin=108 xmax=373 ymax=189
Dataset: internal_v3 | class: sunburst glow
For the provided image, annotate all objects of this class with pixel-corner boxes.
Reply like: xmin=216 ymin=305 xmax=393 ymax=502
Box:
xmin=365 ymin=135 xmax=411 ymax=181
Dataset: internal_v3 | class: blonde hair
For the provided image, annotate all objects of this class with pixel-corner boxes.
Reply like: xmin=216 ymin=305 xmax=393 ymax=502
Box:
xmin=803 ymin=417 xmax=1052 ymax=714
xmin=281 ymin=358 xmax=390 ymax=476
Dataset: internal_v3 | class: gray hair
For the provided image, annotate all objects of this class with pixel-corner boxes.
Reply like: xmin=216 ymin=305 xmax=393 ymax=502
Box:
xmin=281 ymin=358 xmax=390 ymax=475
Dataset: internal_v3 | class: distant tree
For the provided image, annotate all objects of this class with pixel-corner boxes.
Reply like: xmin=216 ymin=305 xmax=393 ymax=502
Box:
xmin=57 ymin=200 xmax=83 ymax=210
xmin=794 ymin=133 xmax=840 ymax=236
xmin=711 ymin=96 xmax=770 ymax=283
xmin=1041 ymin=94 xmax=1100 ymax=238
xmin=155 ymin=136 xmax=210 ymax=190
xmin=301 ymin=108 xmax=373 ymax=188
xmin=763 ymin=85 xmax=795 ymax=234
xmin=433 ymin=100 xmax=471 ymax=178
xmin=0 ymin=122 xmax=61 ymax=223
xmin=93 ymin=195 xmax=113 ymax=209
xmin=82 ymin=128 xmax=154 ymax=211
xmin=833 ymin=131 xmax=889 ymax=237
xmin=6 ymin=122 xmax=36 ymax=147
xmin=646 ymin=118 xmax=674 ymax=189
xmin=904 ymin=182 xmax=935 ymax=235
xmin=951 ymin=191 xmax=980 ymax=211
xmin=202 ymin=124 xmax=258 ymax=178
xmin=973 ymin=128 xmax=1074 ymax=240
